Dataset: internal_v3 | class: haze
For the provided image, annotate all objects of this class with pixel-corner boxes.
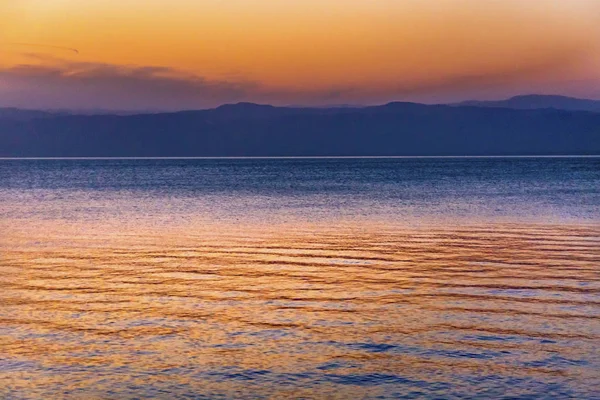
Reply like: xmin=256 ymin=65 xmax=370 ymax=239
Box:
xmin=1 ymin=0 xmax=600 ymax=111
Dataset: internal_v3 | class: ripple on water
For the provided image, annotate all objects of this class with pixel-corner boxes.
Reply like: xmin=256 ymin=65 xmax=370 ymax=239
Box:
xmin=1 ymin=220 xmax=599 ymax=399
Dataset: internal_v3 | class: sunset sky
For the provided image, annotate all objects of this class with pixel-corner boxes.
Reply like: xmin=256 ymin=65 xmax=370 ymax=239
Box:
xmin=1 ymin=0 xmax=600 ymax=111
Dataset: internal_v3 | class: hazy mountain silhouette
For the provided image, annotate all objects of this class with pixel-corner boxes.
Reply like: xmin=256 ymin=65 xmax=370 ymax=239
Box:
xmin=1 ymin=101 xmax=599 ymax=157
xmin=0 ymin=108 xmax=57 ymax=121
xmin=456 ymin=95 xmax=600 ymax=112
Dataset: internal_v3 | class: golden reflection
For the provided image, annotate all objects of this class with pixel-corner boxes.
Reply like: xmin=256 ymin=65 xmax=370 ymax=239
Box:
xmin=1 ymin=219 xmax=599 ymax=398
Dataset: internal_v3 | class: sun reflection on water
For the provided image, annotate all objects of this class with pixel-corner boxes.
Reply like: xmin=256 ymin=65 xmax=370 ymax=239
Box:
xmin=1 ymin=218 xmax=599 ymax=399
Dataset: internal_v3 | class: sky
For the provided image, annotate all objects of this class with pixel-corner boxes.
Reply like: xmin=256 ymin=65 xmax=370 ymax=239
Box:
xmin=1 ymin=0 xmax=600 ymax=111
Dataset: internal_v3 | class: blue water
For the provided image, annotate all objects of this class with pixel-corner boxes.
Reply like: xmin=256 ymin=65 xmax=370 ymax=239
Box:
xmin=1 ymin=157 xmax=599 ymax=399
xmin=1 ymin=157 xmax=599 ymax=224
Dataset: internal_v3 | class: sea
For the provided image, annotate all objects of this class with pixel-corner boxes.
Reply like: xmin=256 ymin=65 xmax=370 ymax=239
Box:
xmin=1 ymin=157 xmax=599 ymax=399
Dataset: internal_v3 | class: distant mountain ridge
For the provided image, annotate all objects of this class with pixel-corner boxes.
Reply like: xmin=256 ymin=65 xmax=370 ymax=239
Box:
xmin=1 ymin=99 xmax=599 ymax=157
xmin=455 ymin=95 xmax=600 ymax=112
xmin=3 ymin=95 xmax=600 ymax=118
xmin=0 ymin=108 xmax=57 ymax=120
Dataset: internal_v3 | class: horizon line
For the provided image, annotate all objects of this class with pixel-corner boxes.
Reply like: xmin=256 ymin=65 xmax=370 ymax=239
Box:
xmin=1 ymin=155 xmax=599 ymax=161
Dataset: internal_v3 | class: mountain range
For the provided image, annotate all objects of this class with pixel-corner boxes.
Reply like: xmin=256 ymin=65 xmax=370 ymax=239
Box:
xmin=1 ymin=95 xmax=599 ymax=157
xmin=455 ymin=95 xmax=600 ymax=113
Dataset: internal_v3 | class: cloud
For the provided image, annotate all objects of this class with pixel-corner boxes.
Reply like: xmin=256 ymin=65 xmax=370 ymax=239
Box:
xmin=0 ymin=55 xmax=261 ymax=110
xmin=0 ymin=52 xmax=598 ymax=111
xmin=3 ymin=42 xmax=79 ymax=55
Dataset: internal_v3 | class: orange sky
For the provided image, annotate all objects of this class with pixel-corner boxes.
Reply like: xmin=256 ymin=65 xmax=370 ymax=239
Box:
xmin=1 ymin=0 xmax=600 ymax=110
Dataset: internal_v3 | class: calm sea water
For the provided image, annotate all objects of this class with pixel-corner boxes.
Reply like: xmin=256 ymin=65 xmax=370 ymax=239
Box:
xmin=1 ymin=158 xmax=599 ymax=399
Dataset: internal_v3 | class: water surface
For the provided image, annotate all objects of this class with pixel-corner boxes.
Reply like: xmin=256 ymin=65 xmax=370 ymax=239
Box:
xmin=1 ymin=158 xmax=599 ymax=399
